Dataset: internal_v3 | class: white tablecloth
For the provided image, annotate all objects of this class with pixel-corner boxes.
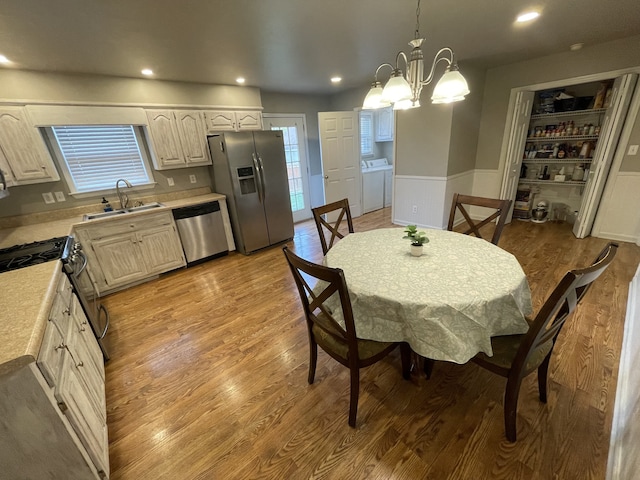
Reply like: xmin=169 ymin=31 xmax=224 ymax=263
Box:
xmin=323 ymin=228 xmax=533 ymax=363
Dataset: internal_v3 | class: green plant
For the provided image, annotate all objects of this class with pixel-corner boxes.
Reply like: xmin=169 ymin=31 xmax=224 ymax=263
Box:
xmin=403 ymin=225 xmax=429 ymax=246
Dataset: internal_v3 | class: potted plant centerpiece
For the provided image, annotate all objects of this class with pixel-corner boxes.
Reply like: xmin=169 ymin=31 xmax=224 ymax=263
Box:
xmin=403 ymin=225 xmax=429 ymax=257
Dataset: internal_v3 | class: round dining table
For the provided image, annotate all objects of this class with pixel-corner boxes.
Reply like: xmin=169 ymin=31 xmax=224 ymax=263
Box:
xmin=323 ymin=227 xmax=533 ymax=364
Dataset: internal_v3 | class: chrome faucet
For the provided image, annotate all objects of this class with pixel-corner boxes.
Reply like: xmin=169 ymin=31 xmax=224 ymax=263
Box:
xmin=116 ymin=178 xmax=133 ymax=210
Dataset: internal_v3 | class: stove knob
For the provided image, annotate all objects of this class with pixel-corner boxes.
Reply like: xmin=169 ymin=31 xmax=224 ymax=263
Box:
xmin=73 ymin=242 xmax=83 ymax=252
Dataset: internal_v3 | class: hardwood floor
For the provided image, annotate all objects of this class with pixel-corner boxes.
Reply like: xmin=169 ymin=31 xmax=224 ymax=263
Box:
xmin=102 ymin=209 xmax=640 ymax=479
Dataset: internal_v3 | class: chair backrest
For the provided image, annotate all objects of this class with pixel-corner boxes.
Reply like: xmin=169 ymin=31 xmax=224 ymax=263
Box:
xmin=312 ymin=198 xmax=354 ymax=255
xmin=283 ymin=246 xmax=358 ymax=350
xmin=447 ymin=193 xmax=512 ymax=245
xmin=512 ymin=242 xmax=618 ymax=375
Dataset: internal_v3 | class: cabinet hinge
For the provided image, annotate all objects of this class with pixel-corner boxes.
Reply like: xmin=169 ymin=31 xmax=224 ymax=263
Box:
xmin=57 ymin=401 xmax=68 ymax=413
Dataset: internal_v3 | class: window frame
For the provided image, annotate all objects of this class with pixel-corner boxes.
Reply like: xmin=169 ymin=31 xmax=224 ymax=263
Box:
xmin=359 ymin=111 xmax=374 ymax=158
xmin=44 ymin=125 xmax=156 ymax=198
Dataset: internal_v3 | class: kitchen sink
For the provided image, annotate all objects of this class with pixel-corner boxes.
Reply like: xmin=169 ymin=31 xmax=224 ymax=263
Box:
xmin=125 ymin=202 xmax=164 ymax=212
xmin=83 ymin=202 xmax=164 ymax=221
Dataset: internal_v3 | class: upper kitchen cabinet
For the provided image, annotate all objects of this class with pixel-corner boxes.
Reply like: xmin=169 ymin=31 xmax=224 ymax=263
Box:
xmin=145 ymin=109 xmax=211 ymax=170
xmin=374 ymin=107 xmax=394 ymax=142
xmin=203 ymin=110 xmax=263 ymax=133
xmin=0 ymin=107 xmax=60 ymax=184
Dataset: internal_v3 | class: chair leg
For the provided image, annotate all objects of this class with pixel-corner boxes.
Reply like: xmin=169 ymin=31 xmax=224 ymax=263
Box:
xmin=400 ymin=343 xmax=411 ymax=380
xmin=423 ymin=358 xmax=435 ymax=380
xmin=348 ymin=367 xmax=360 ymax=428
xmin=538 ymin=354 xmax=552 ymax=403
xmin=308 ymin=340 xmax=318 ymax=384
xmin=504 ymin=376 xmax=523 ymax=442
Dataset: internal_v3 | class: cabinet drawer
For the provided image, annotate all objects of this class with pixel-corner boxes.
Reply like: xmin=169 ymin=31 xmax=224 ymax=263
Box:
xmin=80 ymin=211 xmax=175 ymax=240
xmin=37 ymin=321 xmax=65 ymax=388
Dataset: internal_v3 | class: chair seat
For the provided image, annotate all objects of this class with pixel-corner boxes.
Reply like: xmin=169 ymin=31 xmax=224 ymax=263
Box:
xmin=475 ymin=331 xmax=552 ymax=374
xmin=312 ymin=316 xmax=395 ymax=361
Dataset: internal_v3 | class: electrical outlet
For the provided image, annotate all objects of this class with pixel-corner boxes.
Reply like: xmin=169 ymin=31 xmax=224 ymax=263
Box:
xmin=42 ymin=192 xmax=55 ymax=204
xmin=167 ymin=177 xmax=175 ymax=186
xmin=54 ymin=191 xmax=66 ymax=202
xmin=189 ymin=174 xmax=197 ymax=184
xmin=412 ymin=205 xmax=417 ymax=214
xmin=628 ymin=145 xmax=639 ymax=155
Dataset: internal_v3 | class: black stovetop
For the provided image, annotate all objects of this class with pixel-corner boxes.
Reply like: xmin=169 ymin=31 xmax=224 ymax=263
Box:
xmin=0 ymin=236 xmax=71 ymax=273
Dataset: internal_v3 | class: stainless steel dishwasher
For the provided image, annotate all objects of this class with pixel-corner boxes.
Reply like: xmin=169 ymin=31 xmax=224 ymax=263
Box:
xmin=172 ymin=201 xmax=229 ymax=265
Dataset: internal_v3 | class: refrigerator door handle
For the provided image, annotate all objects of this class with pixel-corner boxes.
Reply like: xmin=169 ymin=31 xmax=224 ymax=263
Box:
xmin=252 ymin=153 xmax=265 ymax=204
xmin=257 ymin=154 xmax=267 ymax=202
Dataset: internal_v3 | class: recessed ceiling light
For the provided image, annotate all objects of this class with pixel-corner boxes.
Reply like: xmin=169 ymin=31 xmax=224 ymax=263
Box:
xmin=516 ymin=11 xmax=540 ymax=23
xmin=331 ymin=77 xmax=342 ymax=84
xmin=141 ymin=69 xmax=154 ymax=76
xmin=236 ymin=77 xmax=245 ymax=84
xmin=0 ymin=55 xmax=10 ymax=64
xmin=570 ymin=43 xmax=584 ymax=51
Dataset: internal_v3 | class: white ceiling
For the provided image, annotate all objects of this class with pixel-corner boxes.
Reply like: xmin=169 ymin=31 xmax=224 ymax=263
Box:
xmin=2 ymin=0 xmax=640 ymax=95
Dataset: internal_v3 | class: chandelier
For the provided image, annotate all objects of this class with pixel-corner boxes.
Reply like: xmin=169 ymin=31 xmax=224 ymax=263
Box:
xmin=362 ymin=0 xmax=470 ymax=110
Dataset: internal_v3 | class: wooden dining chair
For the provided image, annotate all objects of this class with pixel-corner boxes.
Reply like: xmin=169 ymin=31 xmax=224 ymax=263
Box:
xmin=311 ymin=198 xmax=354 ymax=255
xmin=283 ymin=246 xmax=411 ymax=427
xmin=472 ymin=242 xmax=618 ymax=441
xmin=447 ymin=193 xmax=512 ymax=245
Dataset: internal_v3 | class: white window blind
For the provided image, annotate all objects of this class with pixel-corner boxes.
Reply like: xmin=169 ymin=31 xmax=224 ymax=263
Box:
xmin=51 ymin=125 xmax=152 ymax=193
xmin=360 ymin=112 xmax=373 ymax=156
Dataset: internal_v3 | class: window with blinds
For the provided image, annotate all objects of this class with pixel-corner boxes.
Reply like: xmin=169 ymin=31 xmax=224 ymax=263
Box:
xmin=360 ymin=111 xmax=373 ymax=156
xmin=50 ymin=125 xmax=153 ymax=194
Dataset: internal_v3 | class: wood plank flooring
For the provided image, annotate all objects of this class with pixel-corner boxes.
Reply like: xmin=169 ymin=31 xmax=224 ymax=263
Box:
xmin=102 ymin=209 xmax=640 ymax=479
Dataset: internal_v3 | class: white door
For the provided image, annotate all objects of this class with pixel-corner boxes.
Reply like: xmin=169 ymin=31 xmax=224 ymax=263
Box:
xmin=499 ymin=90 xmax=535 ymax=223
xmin=573 ymin=74 xmax=637 ymax=238
xmin=318 ymin=111 xmax=361 ymax=217
xmin=263 ymin=114 xmax=312 ymax=222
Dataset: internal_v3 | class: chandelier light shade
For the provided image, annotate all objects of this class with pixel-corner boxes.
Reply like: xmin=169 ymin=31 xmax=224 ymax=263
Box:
xmin=362 ymin=81 xmax=390 ymax=109
xmin=362 ymin=0 xmax=469 ymax=110
xmin=431 ymin=65 xmax=470 ymax=104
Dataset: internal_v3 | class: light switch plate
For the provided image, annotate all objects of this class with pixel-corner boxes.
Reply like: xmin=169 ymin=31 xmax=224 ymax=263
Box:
xmin=189 ymin=174 xmax=197 ymax=184
xmin=42 ymin=192 xmax=55 ymax=204
xmin=54 ymin=191 xmax=66 ymax=202
xmin=167 ymin=177 xmax=175 ymax=186
xmin=628 ymin=145 xmax=639 ymax=155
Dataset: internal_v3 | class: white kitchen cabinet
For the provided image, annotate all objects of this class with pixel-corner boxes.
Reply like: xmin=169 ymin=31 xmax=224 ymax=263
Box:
xmin=138 ymin=224 xmax=188 ymax=274
xmin=91 ymin=233 xmax=148 ymax=287
xmin=203 ymin=110 xmax=263 ymax=133
xmin=375 ymin=107 xmax=394 ymax=142
xmin=14 ymin=271 xmax=110 ymax=479
xmin=0 ymin=106 xmax=60 ymax=184
xmin=174 ymin=110 xmax=211 ymax=165
xmin=0 ymin=147 xmax=17 ymax=187
xmin=145 ymin=109 xmax=211 ymax=170
xmin=75 ymin=211 xmax=186 ymax=295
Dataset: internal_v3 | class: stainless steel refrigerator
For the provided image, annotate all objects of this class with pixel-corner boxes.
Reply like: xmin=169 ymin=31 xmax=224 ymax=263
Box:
xmin=207 ymin=131 xmax=294 ymax=254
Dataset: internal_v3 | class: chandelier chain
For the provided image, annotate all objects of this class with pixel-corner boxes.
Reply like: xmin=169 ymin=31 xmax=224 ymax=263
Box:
xmin=414 ymin=0 xmax=421 ymax=39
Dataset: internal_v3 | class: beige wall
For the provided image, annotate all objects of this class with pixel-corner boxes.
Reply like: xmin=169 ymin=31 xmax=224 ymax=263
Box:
xmin=475 ymin=35 xmax=640 ymax=171
xmin=620 ymin=108 xmax=640 ymax=172
xmin=260 ymin=91 xmax=331 ymax=177
xmin=395 ymin=102 xmax=453 ymax=177
xmin=0 ymin=70 xmax=262 ymax=107
xmin=448 ymin=65 xmax=486 ymax=176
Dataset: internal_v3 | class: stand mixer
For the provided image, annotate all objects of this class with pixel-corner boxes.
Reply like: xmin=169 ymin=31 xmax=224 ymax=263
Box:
xmin=531 ymin=200 xmax=549 ymax=223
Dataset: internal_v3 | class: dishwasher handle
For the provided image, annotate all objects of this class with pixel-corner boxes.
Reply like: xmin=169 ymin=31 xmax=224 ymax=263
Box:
xmin=172 ymin=201 xmax=220 ymax=220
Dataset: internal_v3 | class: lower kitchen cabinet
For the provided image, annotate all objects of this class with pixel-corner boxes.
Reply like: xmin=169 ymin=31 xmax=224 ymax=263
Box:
xmin=75 ymin=211 xmax=186 ymax=295
xmin=0 ymin=271 xmax=108 ymax=479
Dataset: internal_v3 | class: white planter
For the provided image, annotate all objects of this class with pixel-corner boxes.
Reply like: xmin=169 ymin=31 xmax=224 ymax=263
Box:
xmin=410 ymin=244 xmax=424 ymax=257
